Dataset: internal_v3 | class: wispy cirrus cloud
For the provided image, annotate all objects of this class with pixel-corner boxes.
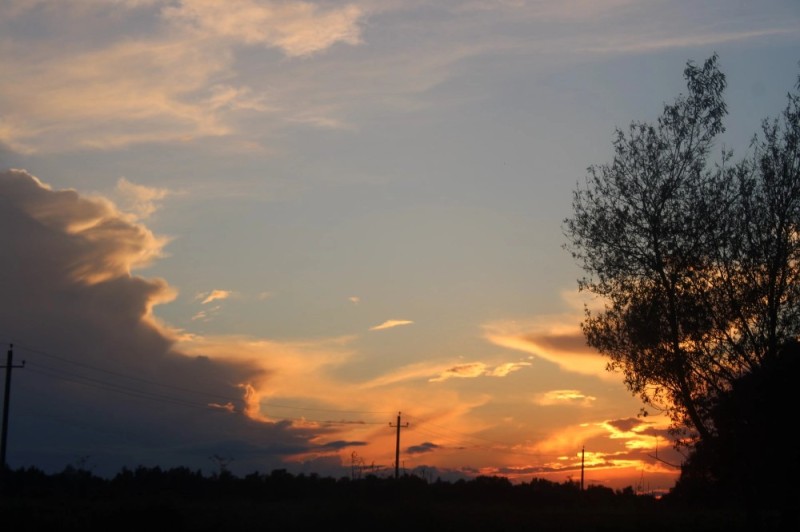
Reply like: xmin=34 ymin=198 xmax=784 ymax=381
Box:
xmin=429 ymin=361 xmax=530 ymax=382
xmin=114 ymin=177 xmax=172 ymax=220
xmin=582 ymin=28 xmax=797 ymax=55
xmin=0 ymin=0 xmax=365 ymax=152
xmin=489 ymin=361 xmax=532 ymax=377
xmin=357 ymin=358 xmax=529 ymax=388
xmin=5 ymin=0 xmax=793 ymax=155
xmin=429 ymin=362 xmax=487 ymax=382
xmin=191 ymin=305 xmax=221 ymax=322
xmin=163 ymin=0 xmax=363 ymax=57
xmin=198 ymin=289 xmax=233 ymax=305
xmin=369 ymin=319 xmax=413 ymax=331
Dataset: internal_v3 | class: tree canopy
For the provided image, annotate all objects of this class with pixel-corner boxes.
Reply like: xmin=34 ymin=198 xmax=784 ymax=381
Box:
xmin=563 ymin=54 xmax=800 ymax=448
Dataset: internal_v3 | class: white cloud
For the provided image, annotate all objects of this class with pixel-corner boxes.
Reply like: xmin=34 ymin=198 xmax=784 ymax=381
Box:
xmin=369 ymin=319 xmax=413 ymax=331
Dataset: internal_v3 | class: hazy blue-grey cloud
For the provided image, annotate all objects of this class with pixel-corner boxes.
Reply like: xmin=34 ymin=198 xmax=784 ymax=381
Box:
xmin=406 ymin=442 xmax=440 ymax=455
xmin=317 ymin=440 xmax=368 ymax=451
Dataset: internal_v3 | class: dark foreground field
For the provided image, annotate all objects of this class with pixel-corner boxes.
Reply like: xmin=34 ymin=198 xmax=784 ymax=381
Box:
xmin=0 ymin=467 xmax=788 ymax=531
xmin=0 ymin=496 xmax=764 ymax=532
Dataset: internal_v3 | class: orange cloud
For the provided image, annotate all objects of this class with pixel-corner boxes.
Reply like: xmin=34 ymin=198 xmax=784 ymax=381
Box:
xmin=163 ymin=0 xmax=363 ymax=57
xmin=114 ymin=177 xmax=171 ymax=220
xmin=176 ymin=333 xmax=359 ymax=423
xmin=488 ymin=361 xmax=532 ymax=377
xmin=1 ymin=169 xmax=169 ymax=286
xmin=429 ymin=362 xmax=487 ymax=382
xmin=429 ymin=361 xmax=531 ymax=382
xmin=482 ymin=295 xmax=619 ymax=382
xmin=199 ymin=289 xmax=233 ymax=304
xmin=534 ymin=389 xmax=597 ymax=407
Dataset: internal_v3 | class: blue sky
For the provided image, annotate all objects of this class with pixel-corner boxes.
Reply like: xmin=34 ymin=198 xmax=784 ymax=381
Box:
xmin=1 ymin=0 xmax=798 ymax=492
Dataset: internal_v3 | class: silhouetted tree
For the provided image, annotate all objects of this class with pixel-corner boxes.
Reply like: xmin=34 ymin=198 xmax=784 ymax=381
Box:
xmin=563 ymin=55 xmax=800 ymax=454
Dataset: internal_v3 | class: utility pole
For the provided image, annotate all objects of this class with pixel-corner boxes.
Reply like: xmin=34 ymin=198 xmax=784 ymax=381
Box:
xmin=389 ymin=411 xmax=408 ymax=479
xmin=580 ymin=445 xmax=585 ymax=491
xmin=1 ymin=344 xmax=25 ymax=475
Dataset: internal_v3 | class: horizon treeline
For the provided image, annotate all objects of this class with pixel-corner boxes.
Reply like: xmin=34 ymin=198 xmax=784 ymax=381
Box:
xmin=1 ymin=463 xmax=778 ymax=532
xmin=3 ymin=463 xmax=648 ymax=504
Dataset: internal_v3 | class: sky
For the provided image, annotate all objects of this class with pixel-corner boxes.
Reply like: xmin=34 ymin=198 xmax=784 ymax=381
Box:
xmin=0 ymin=0 xmax=798 ymax=494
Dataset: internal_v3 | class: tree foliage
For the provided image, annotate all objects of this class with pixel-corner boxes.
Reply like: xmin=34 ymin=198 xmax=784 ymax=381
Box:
xmin=563 ymin=54 xmax=800 ymax=447
xmin=668 ymin=340 xmax=800 ymax=526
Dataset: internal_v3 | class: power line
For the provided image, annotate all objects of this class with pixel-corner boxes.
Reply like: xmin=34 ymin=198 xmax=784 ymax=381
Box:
xmin=262 ymin=402 xmax=393 ymax=415
xmin=13 ymin=342 xmax=393 ymax=419
xmin=15 ymin=343 xmax=236 ymax=402
xmin=3 ymin=338 xmax=599 ymax=473
xmin=404 ymin=414 xmax=557 ymax=457
xmin=25 ymin=363 xmax=215 ymax=411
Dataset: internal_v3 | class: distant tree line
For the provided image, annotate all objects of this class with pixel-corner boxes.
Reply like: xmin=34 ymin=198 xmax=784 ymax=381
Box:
xmin=2 ymin=463 xmax=642 ymax=507
xmin=1 ymin=464 xmax=783 ymax=531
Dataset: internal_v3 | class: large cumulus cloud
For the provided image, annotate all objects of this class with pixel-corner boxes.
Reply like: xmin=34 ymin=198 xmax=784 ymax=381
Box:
xmin=0 ymin=169 xmax=331 ymax=476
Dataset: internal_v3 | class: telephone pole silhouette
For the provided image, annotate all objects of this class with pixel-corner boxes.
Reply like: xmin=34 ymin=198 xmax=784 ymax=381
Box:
xmin=580 ymin=445 xmax=585 ymax=491
xmin=389 ymin=411 xmax=409 ymax=479
xmin=1 ymin=344 xmax=25 ymax=474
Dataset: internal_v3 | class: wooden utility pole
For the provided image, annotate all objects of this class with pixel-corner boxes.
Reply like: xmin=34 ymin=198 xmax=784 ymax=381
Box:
xmin=389 ymin=411 xmax=408 ymax=479
xmin=1 ymin=344 xmax=25 ymax=474
xmin=580 ymin=445 xmax=585 ymax=491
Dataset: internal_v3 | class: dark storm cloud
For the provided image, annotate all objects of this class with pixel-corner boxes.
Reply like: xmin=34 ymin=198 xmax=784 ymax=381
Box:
xmin=0 ymin=169 xmax=326 ymax=477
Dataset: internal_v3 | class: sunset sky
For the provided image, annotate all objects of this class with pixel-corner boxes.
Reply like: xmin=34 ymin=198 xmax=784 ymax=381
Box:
xmin=1 ymin=0 xmax=798 ymax=494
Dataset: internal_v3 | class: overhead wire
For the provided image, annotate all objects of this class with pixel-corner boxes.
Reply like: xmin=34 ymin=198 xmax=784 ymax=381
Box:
xmin=6 ymin=339 xmax=566 ymax=461
xmin=7 ymin=340 xmax=394 ymax=421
